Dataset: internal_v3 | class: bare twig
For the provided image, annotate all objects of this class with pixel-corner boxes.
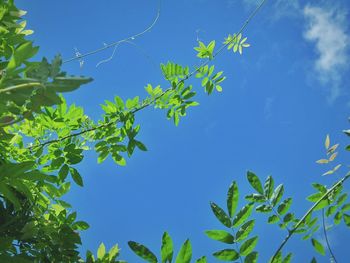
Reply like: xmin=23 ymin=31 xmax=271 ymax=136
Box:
xmin=322 ymin=208 xmax=338 ymax=263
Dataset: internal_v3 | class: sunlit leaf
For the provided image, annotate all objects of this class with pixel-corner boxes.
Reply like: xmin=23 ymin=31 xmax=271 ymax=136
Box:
xmin=205 ymin=230 xmax=234 ymax=244
xmin=213 ymin=249 xmax=239 ymax=261
xmin=175 ymin=239 xmax=192 ymax=263
xmin=210 ymin=202 xmax=232 ymax=228
xmin=227 ymin=181 xmax=239 ymax=217
xmin=239 ymin=236 xmax=258 ymax=256
xmin=325 ymin=134 xmax=330 ymax=149
xmin=247 ymin=171 xmax=263 ymax=194
xmin=235 ymin=220 xmax=255 ymax=242
xmin=161 ymin=232 xmax=173 ymax=263
xmin=232 ymin=203 xmax=254 ymax=227
xmin=311 ymin=238 xmax=325 ymax=256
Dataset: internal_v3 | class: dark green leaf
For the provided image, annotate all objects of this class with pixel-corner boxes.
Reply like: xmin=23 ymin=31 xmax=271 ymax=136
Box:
xmin=210 ymin=202 xmax=232 ymax=228
xmin=58 ymin=164 xmax=69 ymax=182
xmin=255 ymin=204 xmax=272 ymax=213
xmin=247 ymin=171 xmax=263 ymax=194
xmin=282 ymin=253 xmax=292 ymax=263
xmin=245 ymin=252 xmax=258 ymax=263
xmin=277 ymin=198 xmax=292 ymax=215
xmin=213 ymin=249 xmax=239 ymax=261
xmin=128 ymin=241 xmax=157 ymax=263
xmin=239 ymin=236 xmax=258 ymax=256
xmin=311 ymin=238 xmax=325 ymax=256
xmin=175 ymin=239 xmax=192 ymax=263
xmin=268 ymin=215 xmax=280 ymax=224
xmin=232 ymin=203 xmax=254 ymax=227
xmin=205 ymin=230 xmax=234 ymax=244
xmin=227 ymin=181 xmax=239 ymax=217
xmin=72 ymin=221 xmax=89 ymax=230
xmin=69 ymin=167 xmax=83 ymax=187
xmin=195 ymin=256 xmax=207 ymax=263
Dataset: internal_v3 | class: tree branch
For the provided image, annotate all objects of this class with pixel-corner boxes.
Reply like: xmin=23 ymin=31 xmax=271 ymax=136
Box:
xmin=271 ymin=172 xmax=350 ymax=262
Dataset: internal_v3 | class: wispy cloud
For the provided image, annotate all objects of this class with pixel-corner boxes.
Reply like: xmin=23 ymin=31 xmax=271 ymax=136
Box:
xmin=303 ymin=5 xmax=349 ymax=102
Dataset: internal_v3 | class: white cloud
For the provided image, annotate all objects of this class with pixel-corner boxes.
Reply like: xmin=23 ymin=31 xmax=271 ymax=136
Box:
xmin=303 ymin=5 xmax=349 ymax=102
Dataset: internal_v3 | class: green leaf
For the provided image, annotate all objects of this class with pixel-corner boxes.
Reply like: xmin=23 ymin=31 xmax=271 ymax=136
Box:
xmin=175 ymin=239 xmax=192 ymax=263
xmin=97 ymin=243 xmax=106 ymax=259
xmin=213 ymin=249 xmax=239 ymax=261
xmin=277 ymin=198 xmax=292 ymax=215
xmin=247 ymin=171 xmax=263 ymax=194
xmin=227 ymin=181 xmax=239 ymax=217
xmin=195 ymin=256 xmax=207 ymax=263
xmin=232 ymin=203 xmax=254 ymax=227
xmin=161 ymin=232 xmax=173 ymax=263
xmin=310 ymin=257 xmax=317 ymax=263
xmin=341 ymin=203 xmax=350 ymax=213
xmin=58 ymin=164 xmax=69 ymax=182
xmin=128 ymin=241 xmax=158 ymax=263
xmin=210 ymin=202 xmax=232 ymax=228
xmin=245 ymin=193 xmax=266 ymax=203
xmin=268 ymin=215 xmax=280 ymax=224
xmin=69 ymin=167 xmax=83 ymax=187
xmin=135 ymin=140 xmax=147 ymax=151
xmin=205 ymin=230 xmax=234 ymax=244
xmin=311 ymin=238 xmax=325 ymax=256
xmin=239 ymin=236 xmax=258 ymax=256
xmin=343 ymin=214 xmax=350 ymax=227
xmin=282 ymin=253 xmax=293 ymax=263
xmin=48 ymin=76 xmax=93 ymax=92
xmin=72 ymin=221 xmax=90 ymax=230
xmin=264 ymin=176 xmax=275 ymax=199
xmin=0 ymin=184 xmax=21 ymax=210
xmin=271 ymin=184 xmax=284 ymax=207
xmin=235 ymin=220 xmax=255 ymax=242
xmin=245 ymin=252 xmax=258 ymax=263
xmin=255 ymin=204 xmax=272 ymax=213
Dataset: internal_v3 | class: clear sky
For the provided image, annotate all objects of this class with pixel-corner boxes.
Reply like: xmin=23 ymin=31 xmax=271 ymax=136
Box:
xmin=17 ymin=0 xmax=350 ymax=262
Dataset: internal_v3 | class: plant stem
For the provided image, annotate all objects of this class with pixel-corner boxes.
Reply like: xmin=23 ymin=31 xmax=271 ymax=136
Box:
xmin=28 ymin=0 xmax=267 ymax=150
xmin=0 ymin=82 xmax=44 ymax=94
xmin=322 ymin=208 xmax=338 ymax=263
xmin=270 ymin=172 xmax=350 ymax=262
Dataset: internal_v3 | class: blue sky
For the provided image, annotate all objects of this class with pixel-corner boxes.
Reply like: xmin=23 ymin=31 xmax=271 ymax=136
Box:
xmin=18 ymin=0 xmax=350 ymax=261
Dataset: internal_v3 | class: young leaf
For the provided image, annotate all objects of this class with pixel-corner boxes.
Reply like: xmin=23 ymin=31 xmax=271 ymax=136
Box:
xmin=175 ymin=239 xmax=192 ymax=263
xmin=328 ymin=152 xmax=337 ymax=162
xmin=325 ymin=134 xmax=330 ymax=149
xmin=97 ymin=243 xmax=106 ymax=260
xmin=239 ymin=236 xmax=258 ymax=256
xmin=213 ymin=249 xmax=239 ymax=261
xmin=205 ymin=230 xmax=234 ymax=244
xmin=232 ymin=203 xmax=254 ymax=227
xmin=227 ymin=181 xmax=239 ymax=217
xmin=316 ymin=159 xmax=328 ymax=164
xmin=311 ymin=238 xmax=325 ymax=256
xmin=247 ymin=171 xmax=263 ymax=194
xmin=161 ymin=232 xmax=173 ymax=263
xmin=210 ymin=202 xmax=232 ymax=228
xmin=235 ymin=220 xmax=255 ymax=242
xmin=128 ymin=241 xmax=158 ymax=263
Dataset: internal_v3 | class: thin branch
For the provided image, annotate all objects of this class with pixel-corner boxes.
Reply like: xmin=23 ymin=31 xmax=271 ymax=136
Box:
xmin=0 ymin=82 xmax=45 ymax=94
xmin=270 ymin=173 xmax=350 ymax=262
xmin=28 ymin=0 xmax=267 ymax=150
xmin=63 ymin=0 xmax=162 ymax=64
xmin=322 ymin=208 xmax=338 ymax=263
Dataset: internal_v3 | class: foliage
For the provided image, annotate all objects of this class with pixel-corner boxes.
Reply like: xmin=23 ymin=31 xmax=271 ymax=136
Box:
xmin=1 ymin=0 xmax=349 ymax=262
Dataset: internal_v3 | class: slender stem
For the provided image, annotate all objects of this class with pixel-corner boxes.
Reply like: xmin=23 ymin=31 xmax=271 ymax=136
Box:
xmin=63 ymin=0 xmax=162 ymax=64
xmin=270 ymin=173 xmax=350 ymax=262
xmin=0 ymin=82 xmax=44 ymax=94
xmin=28 ymin=0 xmax=267 ymax=150
xmin=322 ymin=208 xmax=338 ymax=263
